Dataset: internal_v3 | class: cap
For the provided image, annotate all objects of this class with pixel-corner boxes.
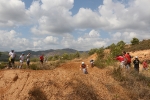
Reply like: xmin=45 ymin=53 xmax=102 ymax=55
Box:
xmin=82 ymin=62 xmax=84 ymax=64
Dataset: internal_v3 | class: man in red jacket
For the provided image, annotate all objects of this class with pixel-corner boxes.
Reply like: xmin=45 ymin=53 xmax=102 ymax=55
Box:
xmin=123 ymin=51 xmax=131 ymax=70
xmin=40 ymin=54 xmax=44 ymax=65
xmin=115 ymin=55 xmax=125 ymax=68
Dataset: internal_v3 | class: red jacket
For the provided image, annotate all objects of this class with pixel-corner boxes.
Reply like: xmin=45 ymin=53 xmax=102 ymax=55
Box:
xmin=143 ymin=61 xmax=148 ymax=68
xmin=116 ymin=56 xmax=124 ymax=62
xmin=40 ymin=55 xmax=44 ymax=61
xmin=124 ymin=54 xmax=131 ymax=63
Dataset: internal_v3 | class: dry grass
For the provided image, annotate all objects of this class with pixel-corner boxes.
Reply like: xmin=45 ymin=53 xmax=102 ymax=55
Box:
xmin=112 ymin=67 xmax=150 ymax=99
xmin=28 ymin=87 xmax=47 ymax=100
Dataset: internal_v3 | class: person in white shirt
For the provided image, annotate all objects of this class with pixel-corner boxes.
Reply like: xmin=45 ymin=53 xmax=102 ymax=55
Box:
xmin=19 ymin=53 xmax=25 ymax=69
xmin=8 ymin=50 xmax=16 ymax=68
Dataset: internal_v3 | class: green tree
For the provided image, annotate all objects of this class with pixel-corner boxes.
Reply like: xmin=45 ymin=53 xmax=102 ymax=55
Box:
xmin=74 ymin=51 xmax=80 ymax=58
xmin=48 ymin=56 xmax=53 ymax=61
xmin=109 ymin=42 xmax=124 ymax=58
xmin=96 ymin=47 xmax=105 ymax=59
xmin=131 ymin=37 xmax=139 ymax=45
xmin=53 ymin=55 xmax=59 ymax=61
xmin=117 ymin=40 xmax=126 ymax=50
xmin=88 ymin=48 xmax=98 ymax=55
xmin=62 ymin=53 xmax=69 ymax=60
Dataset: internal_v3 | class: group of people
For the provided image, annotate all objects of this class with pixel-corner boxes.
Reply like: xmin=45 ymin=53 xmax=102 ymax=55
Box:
xmin=115 ymin=51 xmax=148 ymax=72
xmin=8 ymin=50 xmax=45 ymax=69
xmin=8 ymin=50 xmax=31 ymax=69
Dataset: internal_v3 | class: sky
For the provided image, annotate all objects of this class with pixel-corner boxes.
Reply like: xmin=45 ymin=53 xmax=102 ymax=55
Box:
xmin=0 ymin=0 xmax=150 ymax=51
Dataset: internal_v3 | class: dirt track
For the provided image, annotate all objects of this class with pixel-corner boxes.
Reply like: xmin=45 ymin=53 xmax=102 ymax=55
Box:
xmin=1 ymin=49 xmax=150 ymax=100
xmin=0 ymin=55 xmax=131 ymax=100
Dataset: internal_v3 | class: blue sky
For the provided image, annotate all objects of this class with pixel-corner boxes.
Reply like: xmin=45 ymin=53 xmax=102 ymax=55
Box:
xmin=0 ymin=0 xmax=150 ymax=51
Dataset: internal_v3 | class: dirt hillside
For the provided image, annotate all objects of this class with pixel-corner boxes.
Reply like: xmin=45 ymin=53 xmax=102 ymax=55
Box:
xmin=0 ymin=50 xmax=150 ymax=100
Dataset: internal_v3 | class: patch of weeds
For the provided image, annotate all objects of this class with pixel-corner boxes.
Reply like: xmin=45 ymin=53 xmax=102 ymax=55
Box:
xmin=29 ymin=64 xmax=40 ymax=70
xmin=28 ymin=87 xmax=47 ymax=100
xmin=0 ymin=62 xmax=7 ymax=69
xmin=112 ymin=67 xmax=126 ymax=82
xmin=94 ymin=59 xmax=106 ymax=69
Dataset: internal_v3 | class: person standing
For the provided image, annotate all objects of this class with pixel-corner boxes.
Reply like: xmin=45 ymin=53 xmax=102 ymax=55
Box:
xmin=142 ymin=60 xmax=148 ymax=70
xmin=133 ymin=56 xmax=140 ymax=72
xmin=40 ymin=54 xmax=44 ymax=65
xmin=8 ymin=50 xmax=16 ymax=68
xmin=19 ymin=53 xmax=25 ymax=69
xmin=123 ymin=51 xmax=131 ymax=70
xmin=26 ymin=53 xmax=31 ymax=68
xmin=80 ymin=62 xmax=88 ymax=74
xmin=115 ymin=55 xmax=125 ymax=68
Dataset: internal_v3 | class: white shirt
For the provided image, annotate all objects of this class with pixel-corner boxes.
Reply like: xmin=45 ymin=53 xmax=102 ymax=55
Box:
xmin=9 ymin=52 xmax=15 ymax=58
xmin=26 ymin=54 xmax=30 ymax=61
xmin=20 ymin=55 xmax=24 ymax=62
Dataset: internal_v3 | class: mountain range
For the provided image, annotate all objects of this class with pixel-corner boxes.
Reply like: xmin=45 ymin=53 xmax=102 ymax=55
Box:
xmin=0 ymin=48 xmax=87 ymax=62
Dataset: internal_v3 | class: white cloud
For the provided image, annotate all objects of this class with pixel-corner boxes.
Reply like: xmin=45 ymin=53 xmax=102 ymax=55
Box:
xmin=89 ymin=30 xmax=100 ymax=37
xmin=0 ymin=0 xmax=29 ymax=28
xmin=0 ymin=30 xmax=31 ymax=51
xmin=61 ymin=30 xmax=106 ymax=50
xmin=29 ymin=0 xmax=74 ymax=35
xmin=0 ymin=0 xmax=150 ymax=51
xmin=44 ymin=36 xmax=59 ymax=44
xmin=73 ymin=8 xmax=108 ymax=29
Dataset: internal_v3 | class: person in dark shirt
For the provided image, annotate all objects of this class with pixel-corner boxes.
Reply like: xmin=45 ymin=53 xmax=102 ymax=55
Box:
xmin=133 ymin=56 xmax=140 ymax=72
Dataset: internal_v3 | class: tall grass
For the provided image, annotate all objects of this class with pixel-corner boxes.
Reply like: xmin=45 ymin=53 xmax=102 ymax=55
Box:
xmin=112 ymin=67 xmax=150 ymax=99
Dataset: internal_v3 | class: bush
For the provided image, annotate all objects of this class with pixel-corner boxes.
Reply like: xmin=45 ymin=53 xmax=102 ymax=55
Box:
xmin=88 ymin=48 xmax=98 ymax=55
xmin=112 ymin=67 xmax=126 ymax=82
xmin=30 ymin=64 xmax=40 ymax=70
xmin=111 ymin=68 xmax=150 ymax=99
xmin=0 ymin=62 xmax=7 ymax=69
xmin=28 ymin=87 xmax=47 ymax=100
xmin=131 ymin=37 xmax=139 ymax=45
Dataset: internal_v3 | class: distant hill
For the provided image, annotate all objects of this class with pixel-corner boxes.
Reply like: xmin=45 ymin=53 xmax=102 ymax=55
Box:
xmin=125 ymin=39 xmax=150 ymax=52
xmin=0 ymin=48 xmax=86 ymax=62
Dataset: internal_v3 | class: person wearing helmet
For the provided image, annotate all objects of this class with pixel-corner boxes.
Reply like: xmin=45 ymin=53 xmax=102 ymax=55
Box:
xmin=80 ymin=62 xmax=88 ymax=74
xmin=133 ymin=56 xmax=140 ymax=72
xmin=90 ymin=59 xmax=94 ymax=68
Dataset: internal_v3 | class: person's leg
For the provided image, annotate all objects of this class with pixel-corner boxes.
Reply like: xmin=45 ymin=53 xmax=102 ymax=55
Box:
xmin=126 ymin=64 xmax=130 ymax=70
xmin=19 ymin=61 xmax=23 ymax=69
xmin=82 ymin=68 xmax=88 ymax=74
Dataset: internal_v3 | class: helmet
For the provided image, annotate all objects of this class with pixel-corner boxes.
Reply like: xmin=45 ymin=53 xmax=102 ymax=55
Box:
xmin=82 ymin=62 xmax=84 ymax=64
xmin=135 ymin=56 xmax=138 ymax=58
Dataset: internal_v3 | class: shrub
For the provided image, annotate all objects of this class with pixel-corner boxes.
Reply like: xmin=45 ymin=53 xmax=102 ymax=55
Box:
xmin=131 ymin=37 xmax=139 ymax=45
xmin=88 ymin=48 xmax=98 ymax=55
xmin=28 ymin=87 xmax=47 ymax=100
xmin=112 ymin=67 xmax=126 ymax=82
xmin=30 ymin=64 xmax=39 ymax=70
xmin=0 ymin=62 xmax=7 ymax=69
xmin=94 ymin=58 xmax=106 ymax=69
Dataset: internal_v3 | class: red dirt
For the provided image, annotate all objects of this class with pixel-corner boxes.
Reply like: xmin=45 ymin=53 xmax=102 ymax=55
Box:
xmin=1 ymin=50 xmax=149 ymax=100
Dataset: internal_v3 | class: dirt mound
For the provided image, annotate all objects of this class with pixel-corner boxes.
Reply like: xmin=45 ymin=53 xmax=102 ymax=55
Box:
xmin=0 ymin=61 xmax=130 ymax=100
xmin=130 ymin=50 xmax=150 ymax=61
xmin=1 ymin=50 xmax=150 ymax=99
